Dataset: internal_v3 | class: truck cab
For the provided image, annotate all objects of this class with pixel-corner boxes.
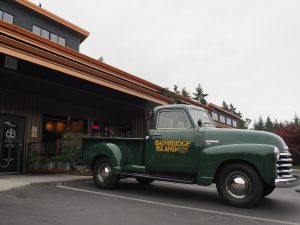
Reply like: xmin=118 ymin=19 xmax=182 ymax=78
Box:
xmin=82 ymin=104 xmax=299 ymax=208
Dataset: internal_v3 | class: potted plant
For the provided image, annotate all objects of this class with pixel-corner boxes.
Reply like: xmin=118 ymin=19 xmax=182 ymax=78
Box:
xmin=61 ymin=131 xmax=83 ymax=168
xmin=56 ymin=152 xmax=71 ymax=171
xmin=40 ymin=155 xmax=56 ymax=170
xmin=27 ymin=150 xmax=41 ymax=170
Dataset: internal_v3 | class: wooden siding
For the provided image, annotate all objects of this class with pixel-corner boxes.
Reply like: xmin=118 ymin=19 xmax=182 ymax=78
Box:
xmin=0 ymin=87 xmax=146 ymax=171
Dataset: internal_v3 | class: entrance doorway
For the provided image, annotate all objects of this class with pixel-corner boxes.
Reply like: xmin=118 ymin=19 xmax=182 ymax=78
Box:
xmin=0 ymin=115 xmax=25 ymax=173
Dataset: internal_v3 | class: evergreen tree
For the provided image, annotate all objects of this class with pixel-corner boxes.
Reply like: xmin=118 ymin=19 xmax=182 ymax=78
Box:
xmin=265 ymin=116 xmax=274 ymax=132
xmin=254 ymin=116 xmax=264 ymax=131
xmin=229 ymin=103 xmax=237 ymax=114
xmin=192 ymin=84 xmax=208 ymax=105
xmin=181 ymin=87 xmax=191 ymax=98
xmin=273 ymin=119 xmax=280 ymax=130
xmin=237 ymin=111 xmax=242 ymax=117
xmin=173 ymin=85 xmax=180 ymax=95
xmin=294 ymin=114 xmax=299 ymax=126
xmin=222 ymin=101 xmax=229 ymax=110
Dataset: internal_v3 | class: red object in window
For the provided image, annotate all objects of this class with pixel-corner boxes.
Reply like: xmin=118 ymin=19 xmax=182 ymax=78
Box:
xmin=91 ymin=124 xmax=100 ymax=130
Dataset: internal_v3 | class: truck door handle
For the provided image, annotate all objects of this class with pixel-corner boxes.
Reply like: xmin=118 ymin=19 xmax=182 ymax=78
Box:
xmin=152 ymin=133 xmax=161 ymax=137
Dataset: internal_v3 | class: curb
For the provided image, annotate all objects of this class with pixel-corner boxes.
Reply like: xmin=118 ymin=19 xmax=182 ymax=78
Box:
xmin=2 ymin=177 xmax=93 ymax=192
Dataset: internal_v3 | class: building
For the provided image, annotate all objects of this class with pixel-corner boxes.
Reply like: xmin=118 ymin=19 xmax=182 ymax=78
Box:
xmin=0 ymin=0 xmax=180 ymax=173
xmin=207 ymin=103 xmax=243 ymax=128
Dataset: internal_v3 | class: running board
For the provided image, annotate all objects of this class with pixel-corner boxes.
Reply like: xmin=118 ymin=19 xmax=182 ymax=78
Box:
xmin=121 ymin=172 xmax=196 ymax=184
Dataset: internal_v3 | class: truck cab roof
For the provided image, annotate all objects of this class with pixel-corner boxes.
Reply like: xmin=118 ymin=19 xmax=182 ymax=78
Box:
xmin=154 ymin=104 xmax=208 ymax=112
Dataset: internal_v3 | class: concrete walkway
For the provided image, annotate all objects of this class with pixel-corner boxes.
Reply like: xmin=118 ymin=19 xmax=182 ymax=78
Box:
xmin=0 ymin=174 xmax=92 ymax=192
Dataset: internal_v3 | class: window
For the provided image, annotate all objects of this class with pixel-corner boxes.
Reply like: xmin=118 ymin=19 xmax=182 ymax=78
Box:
xmin=190 ymin=109 xmax=214 ymax=127
xmin=50 ymin=33 xmax=58 ymax=43
xmin=157 ymin=110 xmax=191 ymax=129
xmin=212 ymin=112 xmax=218 ymax=121
xmin=91 ymin=121 xmax=110 ymax=137
xmin=232 ymin=120 xmax=237 ymax=127
xmin=58 ymin=36 xmax=66 ymax=46
xmin=32 ymin=25 xmax=66 ymax=46
xmin=4 ymin=55 xmax=18 ymax=70
xmin=220 ymin=115 xmax=225 ymax=123
xmin=32 ymin=25 xmax=41 ymax=35
xmin=0 ymin=10 xmax=14 ymax=24
xmin=227 ymin=118 xmax=232 ymax=126
xmin=43 ymin=115 xmax=87 ymax=141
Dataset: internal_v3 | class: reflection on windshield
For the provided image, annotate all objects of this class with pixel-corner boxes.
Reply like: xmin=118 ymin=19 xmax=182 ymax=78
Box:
xmin=189 ymin=109 xmax=215 ymax=127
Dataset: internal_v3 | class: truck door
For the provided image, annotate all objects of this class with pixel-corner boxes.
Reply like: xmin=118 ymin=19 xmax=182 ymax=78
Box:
xmin=145 ymin=109 xmax=198 ymax=175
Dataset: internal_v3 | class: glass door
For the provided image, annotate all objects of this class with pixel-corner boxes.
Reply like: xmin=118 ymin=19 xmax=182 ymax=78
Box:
xmin=0 ymin=115 xmax=25 ymax=173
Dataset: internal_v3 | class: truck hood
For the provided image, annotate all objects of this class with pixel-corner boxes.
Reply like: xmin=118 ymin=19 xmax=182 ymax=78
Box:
xmin=204 ymin=128 xmax=288 ymax=152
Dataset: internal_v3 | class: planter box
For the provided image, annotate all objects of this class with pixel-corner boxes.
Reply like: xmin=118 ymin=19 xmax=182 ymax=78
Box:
xmin=56 ymin=161 xmax=71 ymax=170
xmin=40 ymin=162 xmax=55 ymax=170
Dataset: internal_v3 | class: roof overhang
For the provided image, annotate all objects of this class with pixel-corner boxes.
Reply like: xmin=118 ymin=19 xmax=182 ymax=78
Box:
xmin=0 ymin=21 xmax=171 ymax=105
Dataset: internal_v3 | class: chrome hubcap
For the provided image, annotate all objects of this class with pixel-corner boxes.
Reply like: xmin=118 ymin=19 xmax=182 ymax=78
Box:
xmin=225 ymin=172 xmax=250 ymax=199
xmin=97 ymin=163 xmax=112 ymax=182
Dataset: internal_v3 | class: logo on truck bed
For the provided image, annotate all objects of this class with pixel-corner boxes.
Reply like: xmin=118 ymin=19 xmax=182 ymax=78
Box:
xmin=155 ymin=140 xmax=191 ymax=154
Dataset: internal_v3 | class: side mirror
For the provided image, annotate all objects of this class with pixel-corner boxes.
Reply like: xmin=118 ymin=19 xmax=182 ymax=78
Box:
xmin=197 ymin=119 xmax=203 ymax=127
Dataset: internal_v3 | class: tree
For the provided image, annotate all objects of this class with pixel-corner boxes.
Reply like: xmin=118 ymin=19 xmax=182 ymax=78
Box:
xmin=222 ymin=101 xmax=229 ymax=110
xmin=275 ymin=125 xmax=300 ymax=164
xmin=229 ymin=103 xmax=237 ymax=114
xmin=294 ymin=114 xmax=299 ymax=126
xmin=192 ymin=84 xmax=208 ymax=105
xmin=173 ymin=85 xmax=180 ymax=95
xmin=254 ymin=116 xmax=264 ymax=131
xmin=181 ymin=87 xmax=191 ymax=98
xmin=265 ymin=116 xmax=274 ymax=132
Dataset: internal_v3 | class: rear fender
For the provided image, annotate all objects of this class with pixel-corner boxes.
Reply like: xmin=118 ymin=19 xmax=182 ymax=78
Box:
xmin=197 ymin=144 xmax=277 ymax=186
xmin=83 ymin=143 xmax=122 ymax=174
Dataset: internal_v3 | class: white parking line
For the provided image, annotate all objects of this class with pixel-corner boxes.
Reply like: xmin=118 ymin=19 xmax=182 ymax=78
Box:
xmin=57 ymin=185 xmax=300 ymax=225
xmin=139 ymin=180 xmax=300 ymax=200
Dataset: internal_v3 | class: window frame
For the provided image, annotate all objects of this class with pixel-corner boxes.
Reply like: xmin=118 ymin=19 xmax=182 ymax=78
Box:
xmin=32 ymin=24 xmax=66 ymax=46
xmin=0 ymin=10 xmax=14 ymax=24
xmin=227 ymin=118 xmax=232 ymax=126
xmin=156 ymin=109 xmax=192 ymax=130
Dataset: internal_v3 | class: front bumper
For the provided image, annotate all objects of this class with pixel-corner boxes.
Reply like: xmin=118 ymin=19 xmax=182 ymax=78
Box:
xmin=275 ymin=175 xmax=300 ymax=188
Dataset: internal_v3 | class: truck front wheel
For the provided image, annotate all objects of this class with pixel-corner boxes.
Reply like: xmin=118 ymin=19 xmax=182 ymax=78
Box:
xmin=93 ymin=158 xmax=120 ymax=189
xmin=216 ymin=163 xmax=264 ymax=208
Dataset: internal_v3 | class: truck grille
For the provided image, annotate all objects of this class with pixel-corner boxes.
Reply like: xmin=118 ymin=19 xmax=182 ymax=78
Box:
xmin=277 ymin=152 xmax=293 ymax=179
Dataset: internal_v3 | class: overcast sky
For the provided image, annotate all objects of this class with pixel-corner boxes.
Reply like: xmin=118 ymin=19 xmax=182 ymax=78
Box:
xmin=30 ymin=0 xmax=300 ymax=124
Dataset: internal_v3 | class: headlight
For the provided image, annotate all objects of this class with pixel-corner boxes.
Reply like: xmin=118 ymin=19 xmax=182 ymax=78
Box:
xmin=274 ymin=147 xmax=280 ymax=160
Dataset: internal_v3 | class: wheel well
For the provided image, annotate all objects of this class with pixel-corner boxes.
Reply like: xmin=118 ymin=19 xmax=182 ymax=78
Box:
xmin=213 ymin=159 xmax=263 ymax=183
xmin=90 ymin=154 xmax=108 ymax=170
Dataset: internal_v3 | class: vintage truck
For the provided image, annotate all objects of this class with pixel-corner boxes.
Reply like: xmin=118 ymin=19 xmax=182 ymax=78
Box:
xmin=82 ymin=104 xmax=299 ymax=207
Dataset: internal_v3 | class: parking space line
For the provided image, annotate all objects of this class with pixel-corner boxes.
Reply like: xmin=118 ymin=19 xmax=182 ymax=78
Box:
xmin=57 ymin=185 xmax=300 ymax=225
xmin=140 ymin=180 xmax=300 ymax=200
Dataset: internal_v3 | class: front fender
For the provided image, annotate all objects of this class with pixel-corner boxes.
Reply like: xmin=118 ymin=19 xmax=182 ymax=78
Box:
xmin=83 ymin=142 xmax=122 ymax=174
xmin=197 ymin=144 xmax=277 ymax=186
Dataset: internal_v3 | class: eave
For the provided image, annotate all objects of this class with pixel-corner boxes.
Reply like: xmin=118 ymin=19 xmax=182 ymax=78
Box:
xmin=0 ymin=21 xmax=171 ymax=105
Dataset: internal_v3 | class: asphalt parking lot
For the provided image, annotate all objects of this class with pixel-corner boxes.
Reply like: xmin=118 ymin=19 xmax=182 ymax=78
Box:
xmin=0 ymin=179 xmax=299 ymax=225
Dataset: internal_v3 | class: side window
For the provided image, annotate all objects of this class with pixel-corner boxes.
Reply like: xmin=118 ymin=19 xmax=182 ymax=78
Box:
xmin=157 ymin=110 xmax=191 ymax=129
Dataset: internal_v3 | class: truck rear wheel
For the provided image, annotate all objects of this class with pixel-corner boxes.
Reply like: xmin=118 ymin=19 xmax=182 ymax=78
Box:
xmin=216 ymin=163 xmax=264 ymax=208
xmin=136 ymin=177 xmax=154 ymax=185
xmin=93 ymin=158 xmax=119 ymax=189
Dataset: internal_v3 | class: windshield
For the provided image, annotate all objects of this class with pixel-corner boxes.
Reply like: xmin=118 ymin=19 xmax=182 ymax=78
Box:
xmin=189 ymin=109 xmax=215 ymax=127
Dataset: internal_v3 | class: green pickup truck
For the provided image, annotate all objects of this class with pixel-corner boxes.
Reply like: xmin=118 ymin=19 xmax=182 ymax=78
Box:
xmin=82 ymin=104 xmax=299 ymax=207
